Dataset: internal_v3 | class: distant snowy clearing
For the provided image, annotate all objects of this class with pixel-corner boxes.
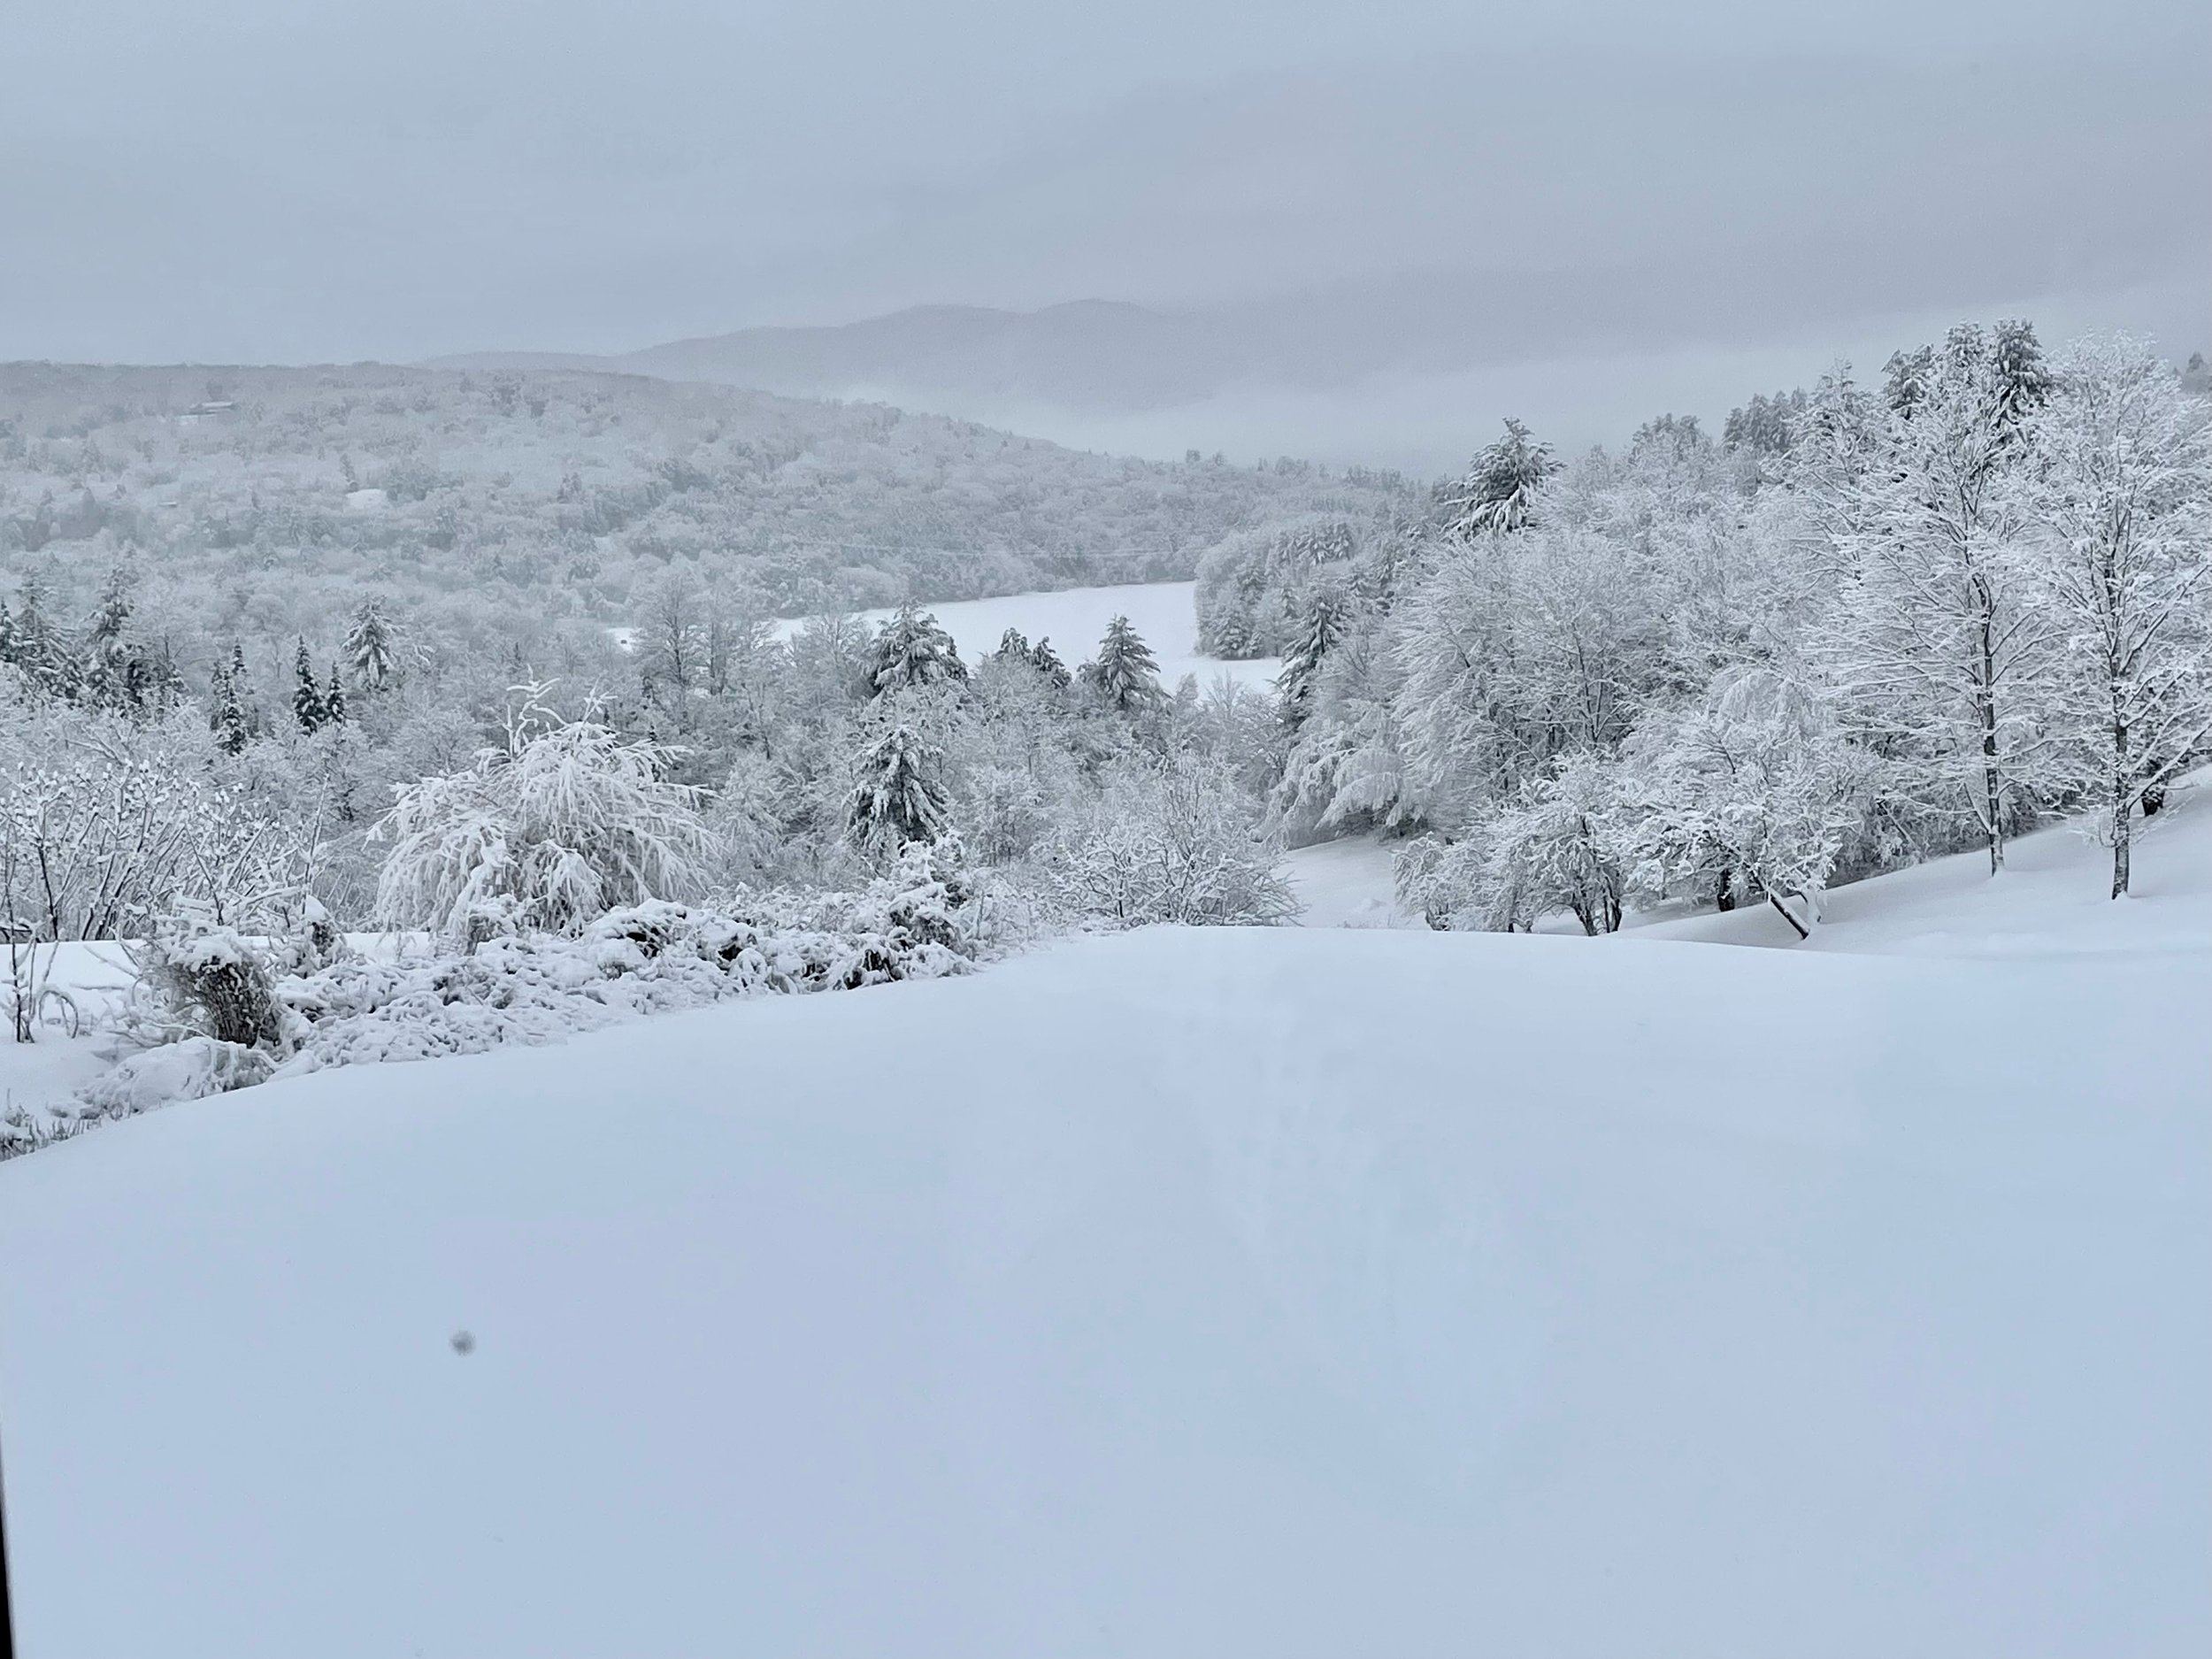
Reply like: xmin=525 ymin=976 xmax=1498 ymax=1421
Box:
xmin=3 ymin=833 xmax=2207 ymax=1654
xmin=771 ymin=580 xmax=1281 ymax=690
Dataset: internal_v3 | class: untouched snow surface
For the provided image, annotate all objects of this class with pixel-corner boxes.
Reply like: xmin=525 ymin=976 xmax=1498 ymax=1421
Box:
xmin=770 ymin=580 xmax=1280 ymax=690
xmin=3 ymin=846 xmax=2208 ymax=1655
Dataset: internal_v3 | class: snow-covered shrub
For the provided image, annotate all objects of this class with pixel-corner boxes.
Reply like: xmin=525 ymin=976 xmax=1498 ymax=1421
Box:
xmin=77 ymin=1037 xmax=277 ymax=1118
xmin=1039 ymin=755 xmax=1294 ymax=927
xmin=259 ymin=841 xmax=987 ymax=1081
xmin=0 ymin=696 xmax=316 ymax=955
xmin=127 ymin=902 xmax=300 ymax=1053
xmin=373 ymin=687 xmax=713 ymax=945
xmin=1 ymin=1100 xmax=103 ymax=1163
xmin=963 ymin=763 xmax=1054 ymax=864
xmin=1394 ymin=832 xmax=1529 ymax=933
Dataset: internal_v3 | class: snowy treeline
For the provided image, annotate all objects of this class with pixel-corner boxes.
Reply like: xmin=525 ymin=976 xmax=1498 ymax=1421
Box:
xmin=1273 ymin=328 xmax=2211 ymax=919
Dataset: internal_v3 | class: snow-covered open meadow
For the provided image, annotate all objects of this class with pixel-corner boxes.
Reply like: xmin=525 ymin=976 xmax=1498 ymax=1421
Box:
xmin=3 ymin=792 xmax=2206 ymax=1657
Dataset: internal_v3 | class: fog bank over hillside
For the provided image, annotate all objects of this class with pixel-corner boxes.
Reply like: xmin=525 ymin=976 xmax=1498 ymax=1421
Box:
xmin=979 ymin=280 xmax=2209 ymax=472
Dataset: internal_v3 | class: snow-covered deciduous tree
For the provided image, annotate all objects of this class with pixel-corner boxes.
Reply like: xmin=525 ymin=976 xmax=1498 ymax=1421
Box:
xmin=1394 ymin=830 xmax=1532 ymax=933
xmin=2014 ymin=334 xmax=2212 ymax=896
xmin=1826 ymin=322 xmax=2058 ymax=873
xmin=1040 ymin=754 xmax=1292 ymax=926
xmin=373 ymin=684 xmax=713 ymax=944
xmin=1623 ymin=664 xmax=1866 ymax=937
xmin=1391 ymin=754 xmax=1629 ymax=934
xmin=703 ymin=749 xmax=793 ymax=888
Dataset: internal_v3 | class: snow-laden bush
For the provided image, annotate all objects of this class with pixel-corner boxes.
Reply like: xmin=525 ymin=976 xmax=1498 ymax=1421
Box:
xmin=281 ymin=849 xmax=979 ymax=1075
xmin=63 ymin=841 xmax=987 ymax=1116
xmin=0 ymin=694 xmax=319 ymax=982
xmin=128 ymin=902 xmax=300 ymax=1051
xmin=77 ymin=1036 xmax=277 ymax=1118
xmin=1037 ymin=755 xmax=1294 ymax=927
xmin=1394 ymin=832 xmax=1524 ymax=933
xmin=373 ymin=687 xmax=714 ymax=946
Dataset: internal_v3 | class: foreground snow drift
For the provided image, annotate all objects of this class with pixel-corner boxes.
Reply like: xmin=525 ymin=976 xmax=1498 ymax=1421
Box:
xmin=2 ymin=923 xmax=2207 ymax=1656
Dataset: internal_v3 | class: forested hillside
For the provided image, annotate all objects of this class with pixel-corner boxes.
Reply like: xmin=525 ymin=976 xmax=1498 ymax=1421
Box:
xmin=0 ymin=362 xmax=1411 ymax=677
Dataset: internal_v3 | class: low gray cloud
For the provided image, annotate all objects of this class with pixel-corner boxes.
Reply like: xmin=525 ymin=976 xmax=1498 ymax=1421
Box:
xmin=3 ymin=0 xmax=2204 ymax=411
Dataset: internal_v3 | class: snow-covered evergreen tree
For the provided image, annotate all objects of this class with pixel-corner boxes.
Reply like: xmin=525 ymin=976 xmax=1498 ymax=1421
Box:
xmin=846 ymin=717 xmax=950 ymax=853
xmin=210 ymin=659 xmax=251 ymax=756
xmin=866 ymin=605 xmax=967 ymax=695
xmin=292 ymin=637 xmax=328 ymax=733
xmin=1027 ymin=634 xmax=1071 ymax=689
xmin=1277 ymin=584 xmax=1349 ymax=726
xmin=1442 ymin=418 xmax=1556 ymax=537
xmin=1082 ymin=615 xmax=1164 ymax=713
xmin=343 ymin=600 xmax=399 ymax=692
xmin=81 ymin=568 xmax=140 ymax=710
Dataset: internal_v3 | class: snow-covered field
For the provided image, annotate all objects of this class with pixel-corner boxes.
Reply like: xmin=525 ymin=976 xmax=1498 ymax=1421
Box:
xmin=770 ymin=580 xmax=1281 ymax=691
xmin=1281 ymin=833 xmax=1411 ymax=927
xmin=3 ymin=798 xmax=2207 ymax=1655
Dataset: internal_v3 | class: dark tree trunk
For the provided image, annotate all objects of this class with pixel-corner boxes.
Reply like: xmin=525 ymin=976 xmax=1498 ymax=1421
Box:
xmin=1769 ymin=891 xmax=1811 ymax=941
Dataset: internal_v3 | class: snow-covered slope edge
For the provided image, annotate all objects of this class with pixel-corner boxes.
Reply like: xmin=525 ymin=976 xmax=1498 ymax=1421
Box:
xmin=2 ymin=918 xmax=2205 ymax=1655
xmin=1286 ymin=774 xmax=2212 ymax=952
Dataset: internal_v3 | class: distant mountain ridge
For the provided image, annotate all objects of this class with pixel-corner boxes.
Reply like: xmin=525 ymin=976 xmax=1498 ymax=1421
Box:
xmin=434 ymin=301 xmax=1245 ymax=416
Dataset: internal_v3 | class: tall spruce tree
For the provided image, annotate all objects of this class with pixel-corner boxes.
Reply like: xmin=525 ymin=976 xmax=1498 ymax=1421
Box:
xmin=847 ymin=718 xmax=949 ymax=850
xmin=343 ymin=599 xmax=399 ymax=692
xmin=1083 ymin=616 xmax=1164 ymax=713
xmin=293 ymin=637 xmax=328 ymax=733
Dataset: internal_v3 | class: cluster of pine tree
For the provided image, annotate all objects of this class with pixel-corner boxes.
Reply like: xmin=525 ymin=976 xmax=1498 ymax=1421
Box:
xmin=0 ymin=571 xmax=183 ymax=714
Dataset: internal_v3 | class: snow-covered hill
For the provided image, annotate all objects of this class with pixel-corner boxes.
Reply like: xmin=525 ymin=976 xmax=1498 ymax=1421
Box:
xmin=2 ymin=810 xmax=2206 ymax=1655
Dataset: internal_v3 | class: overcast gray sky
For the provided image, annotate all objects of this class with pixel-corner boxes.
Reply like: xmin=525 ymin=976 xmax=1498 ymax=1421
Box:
xmin=3 ymin=0 xmax=2206 ymax=377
